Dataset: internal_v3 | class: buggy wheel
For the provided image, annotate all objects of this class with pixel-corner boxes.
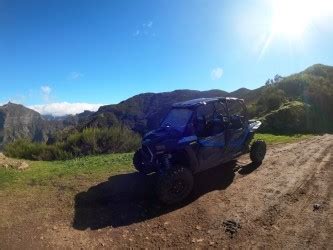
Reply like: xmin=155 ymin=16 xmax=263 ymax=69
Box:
xmin=250 ymin=140 xmax=267 ymax=163
xmin=133 ymin=150 xmax=146 ymax=173
xmin=157 ymin=166 xmax=194 ymax=205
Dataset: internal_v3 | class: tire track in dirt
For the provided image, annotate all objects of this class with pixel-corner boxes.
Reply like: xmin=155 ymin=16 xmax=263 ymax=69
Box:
xmin=254 ymin=135 xmax=331 ymax=247
xmin=251 ymin=150 xmax=332 ymax=247
xmin=159 ymin=134 xmax=333 ymax=247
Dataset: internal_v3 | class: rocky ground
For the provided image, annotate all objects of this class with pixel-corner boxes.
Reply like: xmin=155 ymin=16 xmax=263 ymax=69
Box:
xmin=0 ymin=135 xmax=332 ymax=248
xmin=0 ymin=153 xmax=29 ymax=170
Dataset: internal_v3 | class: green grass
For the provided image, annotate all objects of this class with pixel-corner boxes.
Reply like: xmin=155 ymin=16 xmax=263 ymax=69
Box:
xmin=254 ymin=133 xmax=313 ymax=144
xmin=0 ymin=153 xmax=134 ymax=189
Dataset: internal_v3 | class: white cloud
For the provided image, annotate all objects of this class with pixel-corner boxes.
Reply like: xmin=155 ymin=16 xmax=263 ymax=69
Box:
xmin=134 ymin=21 xmax=153 ymax=36
xmin=41 ymin=85 xmax=52 ymax=101
xmin=145 ymin=21 xmax=153 ymax=28
xmin=211 ymin=67 xmax=224 ymax=80
xmin=41 ymin=85 xmax=51 ymax=95
xmin=29 ymin=102 xmax=104 ymax=116
xmin=69 ymin=71 xmax=84 ymax=80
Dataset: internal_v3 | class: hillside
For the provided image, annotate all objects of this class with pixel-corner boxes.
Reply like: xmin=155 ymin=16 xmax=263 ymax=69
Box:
xmin=83 ymin=89 xmax=229 ymax=134
xmin=0 ymin=103 xmax=64 ymax=148
xmin=256 ymin=64 xmax=333 ymax=133
xmin=78 ymin=87 xmax=259 ymax=134
xmin=78 ymin=64 xmax=333 ymax=134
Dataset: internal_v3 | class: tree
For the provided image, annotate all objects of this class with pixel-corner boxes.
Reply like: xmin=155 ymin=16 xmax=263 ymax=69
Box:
xmin=257 ymin=86 xmax=286 ymax=112
xmin=274 ymin=74 xmax=283 ymax=83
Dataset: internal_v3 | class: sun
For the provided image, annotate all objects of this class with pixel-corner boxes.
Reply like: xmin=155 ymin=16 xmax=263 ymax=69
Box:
xmin=270 ymin=0 xmax=314 ymax=39
xmin=258 ymin=0 xmax=333 ymax=58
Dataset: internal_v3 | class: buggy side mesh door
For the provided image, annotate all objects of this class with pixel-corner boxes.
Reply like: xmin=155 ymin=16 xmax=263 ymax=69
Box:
xmin=225 ymin=99 xmax=248 ymax=154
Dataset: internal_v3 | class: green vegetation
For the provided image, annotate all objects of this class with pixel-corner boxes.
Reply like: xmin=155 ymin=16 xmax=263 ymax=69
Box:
xmin=254 ymin=133 xmax=312 ymax=145
xmin=4 ymin=140 xmax=71 ymax=161
xmin=259 ymin=101 xmax=310 ymax=134
xmin=4 ymin=126 xmax=141 ymax=161
xmin=255 ymin=86 xmax=286 ymax=114
xmin=0 ymin=153 xmax=133 ymax=189
xmin=251 ymin=64 xmax=333 ymax=134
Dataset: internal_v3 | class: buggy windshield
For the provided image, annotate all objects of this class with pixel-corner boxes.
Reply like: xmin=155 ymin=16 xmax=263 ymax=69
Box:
xmin=161 ymin=108 xmax=193 ymax=132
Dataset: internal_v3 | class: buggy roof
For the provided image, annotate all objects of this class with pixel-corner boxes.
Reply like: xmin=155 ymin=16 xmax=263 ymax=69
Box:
xmin=172 ymin=97 xmax=243 ymax=108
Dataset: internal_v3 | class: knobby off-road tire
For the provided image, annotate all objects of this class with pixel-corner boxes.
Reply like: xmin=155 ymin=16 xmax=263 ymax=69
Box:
xmin=157 ymin=166 xmax=194 ymax=205
xmin=250 ymin=140 xmax=267 ymax=163
xmin=133 ymin=150 xmax=145 ymax=173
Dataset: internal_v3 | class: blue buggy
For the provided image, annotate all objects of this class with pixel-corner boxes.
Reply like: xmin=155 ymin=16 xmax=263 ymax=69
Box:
xmin=133 ymin=97 xmax=266 ymax=204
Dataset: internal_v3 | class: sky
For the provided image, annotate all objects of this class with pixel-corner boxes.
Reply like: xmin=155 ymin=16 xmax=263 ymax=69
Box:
xmin=1 ymin=0 xmax=333 ymax=116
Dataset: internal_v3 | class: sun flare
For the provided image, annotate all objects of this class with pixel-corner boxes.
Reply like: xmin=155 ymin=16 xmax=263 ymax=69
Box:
xmin=270 ymin=0 xmax=333 ymax=39
xmin=258 ymin=0 xmax=333 ymax=58
xmin=271 ymin=0 xmax=313 ymax=39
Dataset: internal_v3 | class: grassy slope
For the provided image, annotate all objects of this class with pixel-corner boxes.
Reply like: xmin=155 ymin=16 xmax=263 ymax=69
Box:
xmin=0 ymin=153 xmax=133 ymax=189
xmin=0 ymin=134 xmax=312 ymax=189
xmin=254 ymin=133 xmax=312 ymax=144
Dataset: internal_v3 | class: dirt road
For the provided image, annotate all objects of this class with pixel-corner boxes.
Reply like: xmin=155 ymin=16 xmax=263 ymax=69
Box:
xmin=1 ymin=135 xmax=332 ymax=248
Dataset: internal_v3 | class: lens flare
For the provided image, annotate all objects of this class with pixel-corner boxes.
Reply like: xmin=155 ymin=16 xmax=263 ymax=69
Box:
xmin=259 ymin=0 xmax=333 ymax=58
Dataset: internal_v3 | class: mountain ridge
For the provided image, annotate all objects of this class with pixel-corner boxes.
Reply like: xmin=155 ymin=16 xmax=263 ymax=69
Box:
xmin=0 ymin=102 xmax=64 ymax=148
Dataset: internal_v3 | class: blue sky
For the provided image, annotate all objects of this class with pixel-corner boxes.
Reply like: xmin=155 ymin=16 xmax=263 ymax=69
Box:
xmin=1 ymin=0 xmax=333 ymax=115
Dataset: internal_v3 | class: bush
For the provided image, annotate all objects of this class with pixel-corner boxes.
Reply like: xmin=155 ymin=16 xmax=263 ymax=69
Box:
xmin=255 ymin=86 xmax=286 ymax=115
xmin=4 ymin=139 xmax=71 ymax=161
xmin=63 ymin=126 xmax=141 ymax=157
xmin=259 ymin=101 xmax=313 ymax=134
xmin=4 ymin=126 xmax=141 ymax=161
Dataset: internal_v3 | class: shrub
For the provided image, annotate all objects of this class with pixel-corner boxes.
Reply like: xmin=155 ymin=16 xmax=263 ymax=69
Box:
xmin=256 ymin=86 xmax=286 ymax=114
xmin=4 ymin=126 xmax=141 ymax=161
xmin=64 ymin=126 xmax=141 ymax=157
xmin=4 ymin=139 xmax=71 ymax=161
xmin=259 ymin=101 xmax=313 ymax=134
